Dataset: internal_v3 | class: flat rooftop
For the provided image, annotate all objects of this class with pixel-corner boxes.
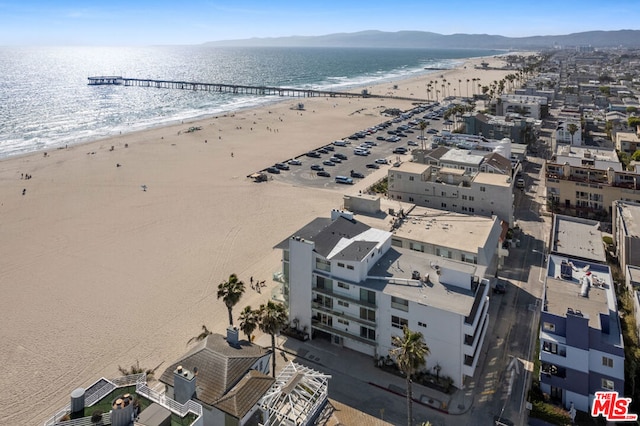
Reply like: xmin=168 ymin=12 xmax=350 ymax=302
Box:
xmin=398 ymin=207 xmax=496 ymax=253
xmin=545 ymin=255 xmax=617 ymax=336
xmin=616 ymin=201 xmax=640 ymax=239
xmin=440 ymin=150 xmax=485 ymax=166
xmin=472 ymin=172 xmax=511 ymax=187
xmin=365 ymin=246 xmax=485 ymax=317
xmin=628 ymin=265 xmax=640 ymax=285
xmin=394 ymin=161 xmax=429 ymax=174
xmin=552 ymin=214 xmax=606 ymax=262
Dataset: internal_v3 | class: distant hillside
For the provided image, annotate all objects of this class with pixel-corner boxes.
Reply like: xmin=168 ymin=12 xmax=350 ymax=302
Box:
xmin=205 ymin=29 xmax=640 ymax=49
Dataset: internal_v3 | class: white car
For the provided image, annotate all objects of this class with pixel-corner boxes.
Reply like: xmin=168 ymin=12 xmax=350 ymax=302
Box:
xmin=333 ymin=140 xmax=347 ymax=146
xmin=354 ymin=149 xmax=369 ymax=156
xmin=374 ymin=158 xmax=389 ymax=164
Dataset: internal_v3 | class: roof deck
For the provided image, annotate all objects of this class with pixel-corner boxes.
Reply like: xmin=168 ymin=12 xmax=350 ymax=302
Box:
xmin=544 ymin=255 xmax=615 ymax=331
xmin=366 ymin=246 xmax=484 ymax=317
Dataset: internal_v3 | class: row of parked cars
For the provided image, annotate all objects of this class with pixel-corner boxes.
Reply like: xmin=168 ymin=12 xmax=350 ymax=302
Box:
xmin=263 ymin=101 xmax=443 ymax=179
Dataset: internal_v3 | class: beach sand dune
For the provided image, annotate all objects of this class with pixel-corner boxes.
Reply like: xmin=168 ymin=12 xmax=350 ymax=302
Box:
xmin=0 ymin=55 xmax=517 ymax=424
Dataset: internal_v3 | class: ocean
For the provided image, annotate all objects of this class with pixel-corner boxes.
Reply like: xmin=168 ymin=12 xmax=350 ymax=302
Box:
xmin=0 ymin=46 xmax=500 ymax=159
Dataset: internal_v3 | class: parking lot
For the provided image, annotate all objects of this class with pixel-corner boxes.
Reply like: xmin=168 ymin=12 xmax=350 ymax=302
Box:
xmin=256 ymin=103 xmax=449 ymax=189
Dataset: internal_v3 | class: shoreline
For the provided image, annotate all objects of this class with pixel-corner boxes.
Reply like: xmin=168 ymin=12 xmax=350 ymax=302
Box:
xmin=0 ymin=53 xmax=526 ymax=424
xmin=0 ymin=52 xmax=509 ymax=162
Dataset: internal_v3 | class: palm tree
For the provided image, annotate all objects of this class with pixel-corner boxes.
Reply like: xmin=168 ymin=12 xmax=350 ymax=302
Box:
xmin=187 ymin=324 xmax=213 ymax=345
xmin=458 ymin=79 xmax=462 ymax=98
xmin=258 ymin=301 xmax=288 ymax=377
xmin=567 ymin=123 xmax=579 ymax=145
xmin=217 ymin=273 xmax=245 ymax=327
xmin=238 ymin=305 xmax=259 ymax=341
xmin=466 ymin=78 xmax=470 ymax=97
xmin=418 ymin=121 xmax=427 ymax=150
xmin=390 ymin=325 xmax=430 ymax=426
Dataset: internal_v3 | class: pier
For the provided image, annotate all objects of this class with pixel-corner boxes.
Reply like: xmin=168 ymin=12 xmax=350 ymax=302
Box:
xmin=87 ymin=76 xmax=428 ymax=102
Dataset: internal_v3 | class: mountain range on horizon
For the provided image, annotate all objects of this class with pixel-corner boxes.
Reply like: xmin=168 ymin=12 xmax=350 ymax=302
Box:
xmin=204 ymin=29 xmax=640 ymax=49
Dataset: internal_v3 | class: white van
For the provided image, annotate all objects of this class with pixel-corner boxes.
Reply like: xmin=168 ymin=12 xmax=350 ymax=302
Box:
xmin=333 ymin=140 xmax=347 ymax=146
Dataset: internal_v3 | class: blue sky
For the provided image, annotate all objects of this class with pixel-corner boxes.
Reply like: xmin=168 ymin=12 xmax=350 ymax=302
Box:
xmin=0 ymin=0 xmax=638 ymax=45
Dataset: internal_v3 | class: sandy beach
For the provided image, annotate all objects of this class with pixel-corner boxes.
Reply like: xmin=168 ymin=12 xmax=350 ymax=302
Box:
xmin=0 ymin=54 xmax=519 ymax=424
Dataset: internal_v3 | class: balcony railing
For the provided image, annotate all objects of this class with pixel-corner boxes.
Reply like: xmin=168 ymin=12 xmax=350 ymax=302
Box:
xmin=311 ymin=303 xmax=376 ymax=327
xmin=313 ymin=285 xmax=376 ymax=308
xmin=311 ymin=320 xmax=376 ymax=346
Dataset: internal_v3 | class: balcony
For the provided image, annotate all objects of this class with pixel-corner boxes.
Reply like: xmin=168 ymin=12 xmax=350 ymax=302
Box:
xmin=311 ymin=302 xmax=376 ymax=327
xmin=311 ymin=319 xmax=376 ymax=346
xmin=312 ymin=286 xmax=376 ymax=309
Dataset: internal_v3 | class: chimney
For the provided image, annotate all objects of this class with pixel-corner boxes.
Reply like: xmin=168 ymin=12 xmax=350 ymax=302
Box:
xmin=227 ymin=326 xmax=239 ymax=347
xmin=173 ymin=365 xmax=196 ymax=404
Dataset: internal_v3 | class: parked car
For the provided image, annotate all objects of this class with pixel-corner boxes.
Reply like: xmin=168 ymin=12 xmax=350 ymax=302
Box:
xmin=393 ymin=147 xmax=408 ymax=154
xmin=354 ymin=149 xmax=369 ymax=156
xmin=322 ymin=160 xmax=335 ymax=166
xmin=317 ymin=171 xmax=331 ymax=177
xmin=334 ymin=153 xmax=348 ymax=160
xmin=376 ymin=136 xmax=386 ymax=141
xmin=310 ymin=164 xmax=324 ymax=171
xmin=493 ymin=281 xmax=506 ymax=294
xmin=335 ymin=176 xmax=353 ymax=184
xmin=407 ymin=140 xmax=418 ymax=146
xmin=306 ymin=151 xmax=321 ymax=158
xmin=333 ymin=140 xmax=347 ymax=146
xmin=288 ymin=159 xmax=302 ymax=166
xmin=375 ymin=158 xmax=389 ymax=164
xmin=266 ymin=167 xmax=280 ymax=174
xmin=366 ymin=163 xmax=380 ymax=169
xmin=324 ymin=145 xmax=335 ymax=151
xmin=350 ymin=170 xmax=365 ymax=178
xmin=516 ymin=178 xmax=525 ymax=189
xmin=427 ymin=129 xmax=438 ymax=134
xmin=274 ymin=162 xmax=290 ymax=170
xmin=317 ymin=148 xmax=329 ymax=154
xmin=329 ymin=156 xmax=342 ymax=163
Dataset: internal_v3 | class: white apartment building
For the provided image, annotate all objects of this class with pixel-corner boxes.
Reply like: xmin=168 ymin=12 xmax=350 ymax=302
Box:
xmin=498 ymin=94 xmax=548 ymax=119
xmin=555 ymin=120 xmax=583 ymax=145
xmin=276 ymin=209 xmax=491 ymax=388
xmin=387 ymin=160 xmax=514 ymax=226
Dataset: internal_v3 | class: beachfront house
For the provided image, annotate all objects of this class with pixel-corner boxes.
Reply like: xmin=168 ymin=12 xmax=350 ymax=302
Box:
xmin=43 ymin=373 xmax=204 ymax=426
xmin=275 ymin=209 xmax=491 ymax=389
xmin=159 ymin=330 xmax=273 ymax=426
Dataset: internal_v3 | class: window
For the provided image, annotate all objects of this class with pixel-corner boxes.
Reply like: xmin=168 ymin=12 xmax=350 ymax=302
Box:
xmin=543 ymin=322 xmax=556 ymax=332
xmin=409 ymin=176 xmax=414 ymax=181
xmin=391 ymin=296 xmax=409 ymax=312
xmin=338 ymin=282 xmax=349 ymax=290
xmin=441 ymin=202 xmax=447 ymax=208
xmin=542 ymin=341 xmax=566 ymax=356
xmin=347 ymin=264 xmax=354 ymax=270
xmin=462 ymin=195 xmax=468 ymax=200
xmin=391 ymin=315 xmax=408 ymax=329
xmin=360 ymin=289 xmax=376 ymax=305
xmin=602 ymin=356 xmax=614 ymax=368
xmin=409 ymin=197 xmax=414 ymax=202
xmin=360 ymin=326 xmax=376 ymax=341
xmin=468 ymin=207 xmax=474 ymax=213
xmin=360 ymin=307 xmax=376 ymax=322
xmin=338 ymin=300 xmax=349 ymax=307
xmin=602 ymin=379 xmax=615 ymax=391
xmin=338 ymin=318 xmax=349 ymax=326
xmin=469 ymin=196 xmax=474 ymax=201
xmin=315 ymin=257 xmax=331 ymax=272
xmin=480 ymin=187 xmax=486 ymax=192
xmin=418 ymin=321 xmax=427 ymax=328
xmin=441 ymin=191 xmax=446 ymax=197
xmin=337 ymin=262 xmax=345 ymax=268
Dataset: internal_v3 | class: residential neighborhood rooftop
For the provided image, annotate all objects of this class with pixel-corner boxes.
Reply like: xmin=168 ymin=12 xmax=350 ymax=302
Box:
xmin=552 ymin=214 xmax=606 ymax=262
xmin=616 ymin=200 xmax=640 ymax=239
xmin=545 ymin=255 xmax=619 ymax=344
